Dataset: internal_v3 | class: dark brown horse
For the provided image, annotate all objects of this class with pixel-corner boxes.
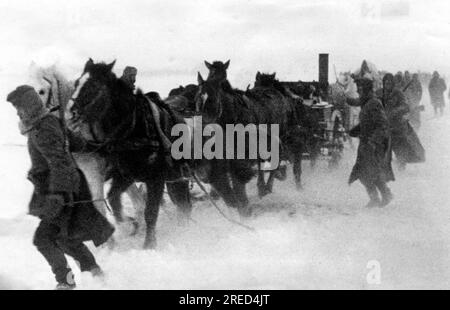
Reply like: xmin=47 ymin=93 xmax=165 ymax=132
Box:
xmin=247 ymin=72 xmax=307 ymax=193
xmin=195 ymin=61 xmax=305 ymax=213
xmin=165 ymin=84 xmax=200 ymax=117
xmin=68 ymin=59 xmax=192 ymax=249
xmin=196 ymin=70 xmax=256 ymax=216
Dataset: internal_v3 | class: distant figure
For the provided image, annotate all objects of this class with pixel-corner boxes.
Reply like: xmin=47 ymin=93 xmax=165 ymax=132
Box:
xmin=406 ymin=73 xmax=423 ymax=130
xmin=346 ymin=78 xmax=395 ymax=208
xmin=6 ymin=85 xmax=114 ymax=290
xmin=120 ymin=66 xmax=138 ymax=91
xmin=404 ymin=71 xmax=412 ymax=88
xmin=394 ymin=71 xmax=404 ymax=89
xmin=428 ymin=71 xmax=447 ymax=117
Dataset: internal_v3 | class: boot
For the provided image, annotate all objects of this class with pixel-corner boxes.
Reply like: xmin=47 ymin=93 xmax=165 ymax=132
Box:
xmin=365 ymin=188 xmax=381 ymax=208
xmin=274 ymin=164 xmax=287 ymax=181
xmin=376 ymin=181 xmax=393 ymax=207
xmin=380 ymin=190 xmax=393 ymax=207
xmin=54 ymin=269 xmax=76 ymax=290
xmin=55 ymin=282 xmax=76 ymax=290
xmin=90 ymin=266 xmax=105 ymax=278
xmin=365 ymin=198 xmax=381 ymax=208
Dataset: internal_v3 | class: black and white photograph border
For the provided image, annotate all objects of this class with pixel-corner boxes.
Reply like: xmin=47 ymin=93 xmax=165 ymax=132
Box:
xmin=0 ymin=0 xmax=449 ymax=291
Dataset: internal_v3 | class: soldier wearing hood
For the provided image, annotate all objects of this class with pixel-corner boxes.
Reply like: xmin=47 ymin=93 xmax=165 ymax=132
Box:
xmin=381 ymin=74 xmax=425 ymax=170
xmin=120 ymin=66 xmax=138 ymax=91
xmin=394 ymin=72 xmax=404 ymax=89
xmin=406 ymin=73 xmax=423 ymax=130
xmin=346 ymin=78 xmax=395 ymax=207
xmin=428 ymin=71 xmax=447 ymax=116
xmin=7 ymin=85 xmax=114 ymax=290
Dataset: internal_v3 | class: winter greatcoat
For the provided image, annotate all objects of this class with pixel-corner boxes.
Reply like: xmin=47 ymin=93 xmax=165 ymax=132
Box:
xmin=405 ymin=79 xmax=423 ymax=129
xmin=428 ymin=77 xmax=447 ymax=108
xmin=348 ymin=95 xmax=394 ymax=185
xmin=383 ymin=88 xmax=425 ymax=164
xmin=27 ymin=114 xmax=114 ymax=246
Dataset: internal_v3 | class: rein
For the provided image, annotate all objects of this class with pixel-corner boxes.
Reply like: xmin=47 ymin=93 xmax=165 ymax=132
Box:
xmin=71 ymin=84 xmax=141 ymax=153
xmin=72 ymin=86 xmax=108 ymax=118
xmin=80 ymin=108 xmax=136 ymax=154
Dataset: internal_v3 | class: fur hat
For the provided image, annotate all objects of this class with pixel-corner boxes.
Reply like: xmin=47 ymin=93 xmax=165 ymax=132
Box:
xmin=7 ymin=85 xmax=44 ymax=110
xmin=123 ymin=66 xmax=137 ymax=76
xmin=382 ymin=73 xmax=395 ymax=85
xmin=7 ymin=85 xmax=48 ymax=134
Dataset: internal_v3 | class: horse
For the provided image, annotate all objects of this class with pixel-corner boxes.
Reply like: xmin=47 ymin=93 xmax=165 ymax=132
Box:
xmin=247 ymin=72 xmax=308 ymax=194
xmin=165 ymin=84 xmax=200 ymax=117
xmin=67 ymin=59 xmax=192 ymax=249
xmin=27 ymin=64 xmax=147 ymax=230
xmin=196 ymin=60 xmax=304 ymax=212
xmin=194 ymin=62 xmax=259 ymax=217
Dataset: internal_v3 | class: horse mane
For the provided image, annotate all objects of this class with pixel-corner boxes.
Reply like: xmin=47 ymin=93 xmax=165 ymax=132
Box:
xmin=168 ymin=84 xmax=198 ymax=99
xmin=30 ymin=65 xmax=75 ymax=112
xmin=88 ymin=62 xmax=117 ymax=80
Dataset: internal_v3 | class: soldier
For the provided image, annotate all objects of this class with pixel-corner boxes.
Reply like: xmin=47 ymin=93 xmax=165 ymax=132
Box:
xmin=382 ymin=73 xmax=425 ymax=170
xmin=428 ymin=71 xmax=447 ymax=117
xmin=7 ymin=85 xmax=114 ymax=290
xmin=407 ymin=73 xmax=423 ymax=130
xmin=120 ymin=66 xmax=138 ymax=91
xmin=346 ymin=78 xmax=395 ymax=207
xmin=394 ymin=71 xmax=404 ymax=89
xmin=404 ymin=71 xmax=412 ymax=88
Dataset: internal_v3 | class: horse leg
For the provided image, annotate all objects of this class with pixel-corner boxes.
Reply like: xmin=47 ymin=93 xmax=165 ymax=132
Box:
xmin=74 ymin=153 xmax=108 ymax=216
xmin=143 ymin=177 xmax=165 ymax=249
xmin=257 ymin=161 xmax=268 ymax=199
xmin=230 ymin=172 xmax=252 ymax=217
xmin=209 ymin=162 xmax=239 ymax=208
xmin=230 ymin=161 xmax=254 ymax=217
xmin=108 ymin=176 xmax=133 ymax=223
xmin=126 ymin=183 xmax=146 ymax=213
xmin=125 ymin=183 xmax=146 ymax=234
xmin=265 ymin=171 xmax=276 ymax=194
xmin=292 ymin=153 xmax=303 ymax=190
xmin=166 ymin=180 xmax=192 ymax=226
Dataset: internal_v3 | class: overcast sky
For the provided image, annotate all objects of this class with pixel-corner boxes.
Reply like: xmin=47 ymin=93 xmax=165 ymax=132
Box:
xmin=1 ymin=0 xmax=449 ymax=95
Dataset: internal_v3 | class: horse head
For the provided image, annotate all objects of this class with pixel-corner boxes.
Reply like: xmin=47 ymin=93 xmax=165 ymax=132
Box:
xmin=254 ymin=72 xmax=277 ymax=88
xmin=205 ymin=60 xmax=230 ymax=83
xmin=196 ymin=72 xmax=224 ymax=124
xmin=69 ymin=58 xmax=121 ymax=142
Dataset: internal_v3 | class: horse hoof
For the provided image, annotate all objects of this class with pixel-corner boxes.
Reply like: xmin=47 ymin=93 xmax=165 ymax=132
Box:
xmin=129 ymin=220 xmax=140 ymax=236
xmin=238 ymin=206 xmax=253 ymax=218
xmin=106 ymin=237 xmax=116 ymax=250
xmin=258 ymin=187 xmax=272 ymax=198
xmin=176 ymin=211 xmax=191 ymax=226
xmin=143 ymin=234 xmax=157 ymax=250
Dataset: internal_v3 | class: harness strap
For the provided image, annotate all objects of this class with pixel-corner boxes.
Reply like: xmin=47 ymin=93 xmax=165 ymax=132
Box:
xmin=144 ymin=96 xmax=172 ymax=153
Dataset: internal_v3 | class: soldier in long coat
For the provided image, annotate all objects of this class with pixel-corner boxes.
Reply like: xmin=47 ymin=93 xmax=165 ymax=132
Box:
xmin=7 ymin=85 xmax=114 ymax=290
xmin=406 ymin=73 xmax=423 ymax=130
xmin=381 ymin=74 xmax=425 ymax=170
xmin=346 ymin=78 xmax=395 ymax=207
xmin=428 ymin=71 xmax=447 ymax=117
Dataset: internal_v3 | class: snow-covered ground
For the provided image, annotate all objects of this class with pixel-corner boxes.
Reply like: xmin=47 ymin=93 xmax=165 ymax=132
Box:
xmin=0 ymin=93 xmax=449 ymax=290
